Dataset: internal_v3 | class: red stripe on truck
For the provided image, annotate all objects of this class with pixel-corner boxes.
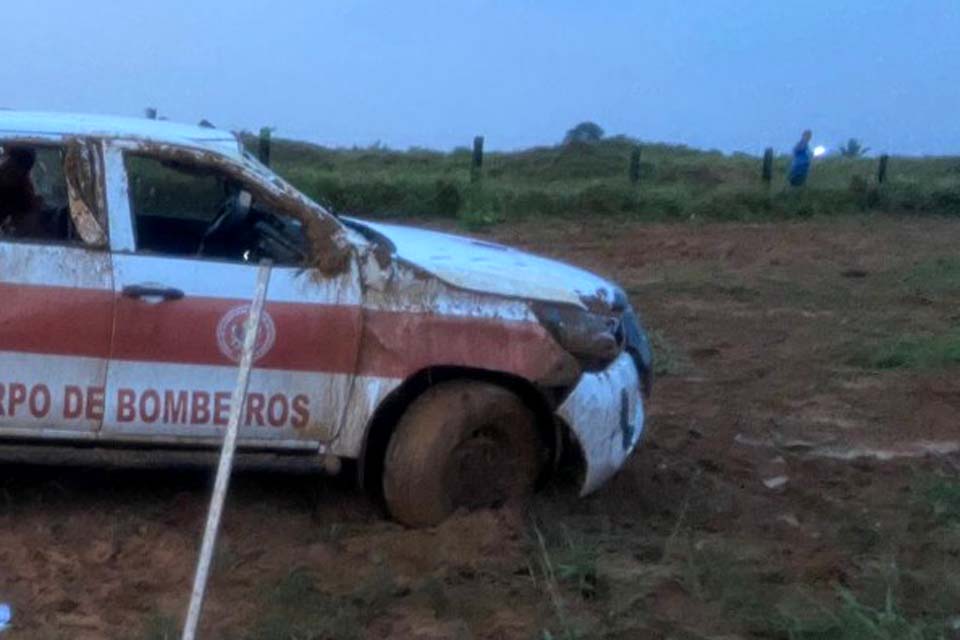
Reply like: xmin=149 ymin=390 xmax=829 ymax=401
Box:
xmin=359 ymin=310 xmax=564 ymax=381
xmin=0 ymin=283 xmax=114 ymax=359
xmin=112 ymin=295 xmax=363 ymax=372
xmin=1 ymin=283 xmax=565 ymax=382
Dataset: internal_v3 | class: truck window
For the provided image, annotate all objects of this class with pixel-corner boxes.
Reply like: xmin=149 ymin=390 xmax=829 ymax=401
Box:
xmin=0 ymin=143 xmax=83 ymax=244
xmin=125 ymin=154 xmax=308 ymax=265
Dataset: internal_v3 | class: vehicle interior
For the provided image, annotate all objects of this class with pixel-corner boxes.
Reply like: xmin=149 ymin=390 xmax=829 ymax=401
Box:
xmin=125 ymin=153 xmax=309 ymax=265
xmin=0 ymin=142 xmax=80 ymax=243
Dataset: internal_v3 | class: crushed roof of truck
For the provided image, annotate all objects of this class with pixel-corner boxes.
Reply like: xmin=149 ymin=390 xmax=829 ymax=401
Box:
xmin=0 ymin=111 xmax=242 ymax=157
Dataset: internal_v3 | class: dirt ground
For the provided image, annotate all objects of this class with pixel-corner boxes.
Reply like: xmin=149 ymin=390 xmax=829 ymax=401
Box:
xmin=3 ymin=215 xmax=960 ymax=639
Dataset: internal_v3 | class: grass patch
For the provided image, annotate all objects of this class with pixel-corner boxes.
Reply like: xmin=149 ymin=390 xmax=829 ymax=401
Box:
xmin=648 ymin=329 xmax=689 ymax=376
xmin=457 ymin=183 xmax=504 ymax=230
xmin=904 ymin=256 xmax=960 ymax=296
xmin=545 ymin=531 xmax=602 ymax=601
xmin=245 ymin=565 xmax=398 ymax=640
xmin=240 ymin=134 xmax=960 ymax=224
xmin=678 ymin=539 xmax=955 ymax=638
xmin=918 ymin=476 xmax=960 ymax=525
xmin=778 ymin=587 xmax=948 ymax=640
xmin=852 ymin=329 xmax=960 ymax=370
xmin=530 ymin=521 xmax=603 ymax=597
xmin=680 ymin=538 xmax=786 ymax=634
xmin=631 ymin=263 xmax=757 ymax=301
xmin=135 ymin=612 xmax=178 ymax=640
xmin=529 ymin=522 xmax=603 ymax=640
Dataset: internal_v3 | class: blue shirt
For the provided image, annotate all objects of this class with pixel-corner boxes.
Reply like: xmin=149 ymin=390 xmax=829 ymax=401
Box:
xmin=789 ymin=141 xmax=812 ymax=186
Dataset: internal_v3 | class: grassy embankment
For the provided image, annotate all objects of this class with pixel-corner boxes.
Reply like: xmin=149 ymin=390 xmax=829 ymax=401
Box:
xmin=245 ymin=135 xmax=960 ymax=228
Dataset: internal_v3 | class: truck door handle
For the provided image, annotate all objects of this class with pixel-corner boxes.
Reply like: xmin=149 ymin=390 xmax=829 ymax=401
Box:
xmin=122 ymin=285 xmax=185 ymax=301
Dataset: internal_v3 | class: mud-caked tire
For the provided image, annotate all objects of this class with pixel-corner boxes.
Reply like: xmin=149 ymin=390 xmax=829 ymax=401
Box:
xmin=383 ymin=381 xmax=542 ymax=527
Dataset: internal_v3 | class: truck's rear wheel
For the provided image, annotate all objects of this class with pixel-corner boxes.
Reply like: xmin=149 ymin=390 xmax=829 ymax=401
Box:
xmin=383 ymin=381 xmax=541 ymax=527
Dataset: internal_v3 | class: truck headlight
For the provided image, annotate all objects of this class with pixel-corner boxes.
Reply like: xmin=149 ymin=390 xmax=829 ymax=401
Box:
xmin=532 ymin=302 xmax=623 ymax=372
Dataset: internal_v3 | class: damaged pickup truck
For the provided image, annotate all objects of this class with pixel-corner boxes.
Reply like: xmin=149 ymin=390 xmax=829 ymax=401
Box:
xmin=0 ymin=112 xmax=653 ymax=526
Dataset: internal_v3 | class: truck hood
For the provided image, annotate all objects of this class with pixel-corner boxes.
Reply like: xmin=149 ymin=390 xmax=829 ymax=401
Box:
xmin=345 ymin=218 xmax=616 ymax=309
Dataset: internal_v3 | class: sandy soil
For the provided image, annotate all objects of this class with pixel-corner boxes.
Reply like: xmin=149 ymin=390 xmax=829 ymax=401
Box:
xmin=2 ymin=215 xmax=960 ymax=639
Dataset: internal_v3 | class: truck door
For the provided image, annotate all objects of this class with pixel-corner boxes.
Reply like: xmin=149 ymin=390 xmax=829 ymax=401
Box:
xmin=99 ymin=143 xmax=362 ymax=449
xmin=0 ymin=138 xmax=113 ymax=439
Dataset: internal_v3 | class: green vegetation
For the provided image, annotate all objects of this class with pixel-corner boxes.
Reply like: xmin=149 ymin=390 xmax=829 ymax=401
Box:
xmin=530 ymin=522 xmax=599 ymax=640
xmin=853 ymin=328 xmax=960 ymax=370
xmin=679 ymin=539 xmax=954 ymax=639
xmin=647 ymin=328 xmax=689 ymax=377
xmin=137 ymin=612 xmax=178 ymax=640
xmin=838 ymin=138 xmax=871 ymax=158
xmin=919 ymin=476 xmax=960 ymax=525
xmin=905 ymin=256 xmax=960 ymax=295
xmin=680 ymin=539 xmax=778 ymax=630
xmin=520 ymin=438 xmax=960 ymax=640
xmin=242 ymin=134 xmax=960 ymax=225
xmin=538 ymin=526 xmax=602 ymax=601
xmin=779 ymin=587 xmax=946 ymax=640
xmin=563 ymin=121 xmax=605 ymax=145
xmin=244 ymin=565 xmax=397 ymax=640
xmin=528 ymin=506 xmax=959 ymax=639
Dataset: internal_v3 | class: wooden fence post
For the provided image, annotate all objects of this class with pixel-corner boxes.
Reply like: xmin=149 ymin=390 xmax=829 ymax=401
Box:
xmin=629 ymin=146 xmax=642 ymax=185
xmin=258 ymin=127 xmax=272 ymax=167
xmin=877 ymin=154 xmax=889 ymax=184
xmin=471 ymin=136 xmax=484 ymax=182
xmin=762 ymin=147 xmax=774 ymax=185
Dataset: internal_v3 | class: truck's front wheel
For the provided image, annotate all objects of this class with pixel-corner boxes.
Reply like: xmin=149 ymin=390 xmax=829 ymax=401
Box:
xmin=383 ymin=381 xmax=541 ymax=527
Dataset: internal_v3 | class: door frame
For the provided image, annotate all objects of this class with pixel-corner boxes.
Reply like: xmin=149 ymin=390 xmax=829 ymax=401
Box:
xmin=98 ymin=141 xmax=364 ymax=451
xmin=0 ymin=135 xmax=114 ymax=441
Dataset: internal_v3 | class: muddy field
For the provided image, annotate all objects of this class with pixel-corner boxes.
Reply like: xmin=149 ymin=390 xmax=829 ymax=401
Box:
xmin=3 ymin=215 xmax=960 ymax=639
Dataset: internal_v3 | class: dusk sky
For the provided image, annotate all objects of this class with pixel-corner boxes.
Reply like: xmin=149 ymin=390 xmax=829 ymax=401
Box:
xmin=4 ymin=1 xmax=958 ymax=155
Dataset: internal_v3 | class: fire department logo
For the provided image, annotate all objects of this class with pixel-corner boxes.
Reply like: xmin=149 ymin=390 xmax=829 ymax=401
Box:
xmin=216 ymin=305 xmax=277 ymax=363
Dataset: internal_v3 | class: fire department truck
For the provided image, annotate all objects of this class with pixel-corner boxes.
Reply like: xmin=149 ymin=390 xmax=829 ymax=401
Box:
xmin=0 ymin=112 xmax=652 ymax=526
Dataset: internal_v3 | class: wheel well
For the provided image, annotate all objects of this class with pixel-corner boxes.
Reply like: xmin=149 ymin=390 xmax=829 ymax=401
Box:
xmin=358 ymin=366 xmax=560 ymax=502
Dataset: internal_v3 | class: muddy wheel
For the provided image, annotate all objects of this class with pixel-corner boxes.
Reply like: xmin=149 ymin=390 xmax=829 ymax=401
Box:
xmin=383 ymin=381 xmax=542 ymax=527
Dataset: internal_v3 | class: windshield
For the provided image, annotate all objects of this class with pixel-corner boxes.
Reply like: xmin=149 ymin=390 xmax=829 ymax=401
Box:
xmin=239 ymin=149 xmax=339 ymax=219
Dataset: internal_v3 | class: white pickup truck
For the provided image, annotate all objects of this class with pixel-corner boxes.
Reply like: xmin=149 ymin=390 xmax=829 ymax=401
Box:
xmin=0 ymin=112 xmax=652 ymax=526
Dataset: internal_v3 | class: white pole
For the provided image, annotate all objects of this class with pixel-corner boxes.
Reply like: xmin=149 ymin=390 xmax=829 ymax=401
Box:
xmin=182 ymin=262 xmax=272 ymax=640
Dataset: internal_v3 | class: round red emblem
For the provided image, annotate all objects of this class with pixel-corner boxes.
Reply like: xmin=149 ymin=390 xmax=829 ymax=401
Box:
xmin=216 ymin=305 xmax=277 ymax=363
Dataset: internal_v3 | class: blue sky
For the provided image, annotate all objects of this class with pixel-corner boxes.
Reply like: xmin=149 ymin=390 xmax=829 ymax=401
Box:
xmin=3 ymin=1 xmax=958 ymax=154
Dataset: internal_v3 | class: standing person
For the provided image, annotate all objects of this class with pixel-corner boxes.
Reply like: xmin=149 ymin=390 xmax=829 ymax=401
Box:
xmin=788 ymin=130 xmax=813 ymax=187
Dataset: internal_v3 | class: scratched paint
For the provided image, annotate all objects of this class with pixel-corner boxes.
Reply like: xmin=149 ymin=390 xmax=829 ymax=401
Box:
xmin=349 ymin=218 xmax=617 ymax=309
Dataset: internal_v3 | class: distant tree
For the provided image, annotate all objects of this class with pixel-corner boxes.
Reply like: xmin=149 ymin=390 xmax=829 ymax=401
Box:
xmin=564 ymin=121 xmax=605 ymax=144
xmin=837 ymin=138 xmax=870 ymax=158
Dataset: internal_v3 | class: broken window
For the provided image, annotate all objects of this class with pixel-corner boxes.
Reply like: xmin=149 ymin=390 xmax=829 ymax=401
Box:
xmin=0 ymin=142 xmax=97 ymax=244
xmin=125 ymin=153 xmax=308 ymax=265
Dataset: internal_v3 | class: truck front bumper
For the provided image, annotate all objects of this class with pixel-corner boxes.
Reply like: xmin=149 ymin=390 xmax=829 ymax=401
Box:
xmin=557 ymin=351 xmax=646 ymax=495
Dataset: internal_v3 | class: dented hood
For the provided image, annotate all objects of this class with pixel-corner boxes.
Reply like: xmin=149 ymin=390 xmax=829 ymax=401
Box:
xmin=347 ymin=218 xmax=617 ymax=309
